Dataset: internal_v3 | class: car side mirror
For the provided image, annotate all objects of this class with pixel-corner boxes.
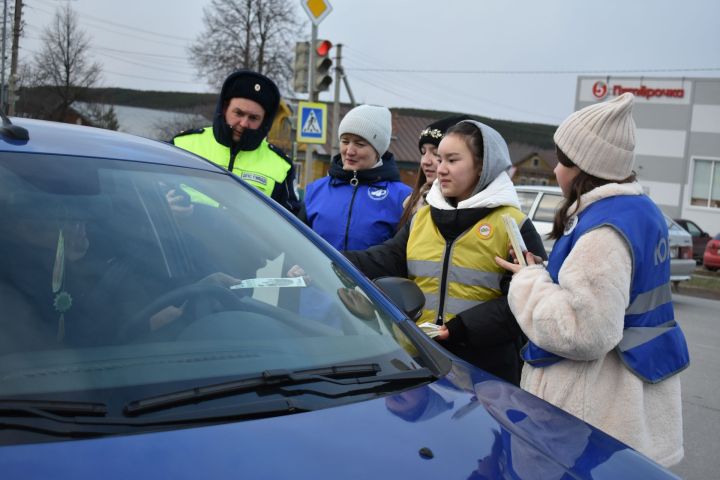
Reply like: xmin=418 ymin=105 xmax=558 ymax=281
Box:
xmin=373 ymin=277 xmax=425 ymax=321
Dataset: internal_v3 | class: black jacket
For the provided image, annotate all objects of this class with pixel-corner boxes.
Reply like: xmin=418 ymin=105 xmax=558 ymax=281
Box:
xmin=345 ymin=205 xmax=547 ymax=385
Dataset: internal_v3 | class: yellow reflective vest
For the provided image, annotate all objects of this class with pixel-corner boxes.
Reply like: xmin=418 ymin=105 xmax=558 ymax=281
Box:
xmin=173 ymin=128 xmax=291 ymax=198
xmin=407 ymin=205 xmax=526 ymax=326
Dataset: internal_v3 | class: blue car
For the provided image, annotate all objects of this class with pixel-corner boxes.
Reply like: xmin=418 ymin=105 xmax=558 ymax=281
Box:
xmin=0 ymin=116 xmax=677 ymax=479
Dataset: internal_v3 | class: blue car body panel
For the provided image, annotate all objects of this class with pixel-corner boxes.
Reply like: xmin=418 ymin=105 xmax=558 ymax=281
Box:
xmin=0 ymin=362 xmax=674 ymax=480
xmin=0 ymin=118 xmax=679 ymax=479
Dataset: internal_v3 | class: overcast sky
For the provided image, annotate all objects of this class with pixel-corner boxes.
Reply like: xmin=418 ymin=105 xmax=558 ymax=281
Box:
xmin=17 ymin=0 xmax=720 ymax=125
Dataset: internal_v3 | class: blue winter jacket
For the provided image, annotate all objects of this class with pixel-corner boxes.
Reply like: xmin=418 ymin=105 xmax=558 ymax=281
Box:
xmin=303 ymin=152 xmax=412 ymax=251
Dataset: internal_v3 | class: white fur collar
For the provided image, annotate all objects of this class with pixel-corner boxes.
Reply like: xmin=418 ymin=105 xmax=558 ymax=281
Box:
xmin=426 ymin=171 xmax=521 ymax=210
xmin=568 ymin=182 xmax=645 ymax=217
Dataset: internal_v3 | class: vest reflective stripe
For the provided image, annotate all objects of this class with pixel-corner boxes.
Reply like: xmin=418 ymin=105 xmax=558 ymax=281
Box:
xmin=445 ymin=297 xmax=486 ymax=316
xmin=423 ymin=292 xmax=439 ymax=311
xmin=626 ymin=282 xmax=672 ymax=315
xmin=447 ymin=267 xmax=503 ymax=291
xmin=618 ymin=320 xmax=678 ymax=351
xmin=407 ymin=259 xmax=443 ymax=278
xmin=173 ymin=128 xmax=290 ymax=198
xmin=522 ymin=195 xmax=690 ymax=383
xmin=407 ymin=205 xmax=525 ymax=325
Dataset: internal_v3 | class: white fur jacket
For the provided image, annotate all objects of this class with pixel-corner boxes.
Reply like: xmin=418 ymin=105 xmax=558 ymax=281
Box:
xmin=507 ymin=182 xmax=684 ymax=467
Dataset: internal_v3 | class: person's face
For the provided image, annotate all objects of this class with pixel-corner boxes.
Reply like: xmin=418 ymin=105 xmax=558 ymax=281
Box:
xmin=554 ymin=157 xmax=581 ymax=197
xmin=437 ymin=133 xmax=481 ymax=202
xmin=224 ymin=98 xmax=265 ymax=143
xmin=340 ymin=133 xmax=379 ymax=171
xmin=419 ymin=143 xmax=440 ymax=185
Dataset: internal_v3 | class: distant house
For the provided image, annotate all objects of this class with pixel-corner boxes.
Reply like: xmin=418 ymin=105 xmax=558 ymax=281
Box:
xmin=509 ymin=151 xmax=558 ymax=186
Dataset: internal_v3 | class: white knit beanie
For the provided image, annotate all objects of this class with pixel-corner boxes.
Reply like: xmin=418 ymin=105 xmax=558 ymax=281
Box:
xmin=554 ymin=92 xmax=636 ymax=181
xmin=338 ymin=105 xmax=392 ymax=156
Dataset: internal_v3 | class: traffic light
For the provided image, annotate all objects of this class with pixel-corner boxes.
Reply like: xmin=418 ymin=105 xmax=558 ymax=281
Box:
xmin=314 ymin=39 xmax=333 ymax=92
xmin=293 ymin=41 xmax=310 ymax=93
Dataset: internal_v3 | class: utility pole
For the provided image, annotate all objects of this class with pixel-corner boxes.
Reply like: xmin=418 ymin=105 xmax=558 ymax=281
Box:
xmin=330 ymin=43 xmax=342 ymax=158
xmin=7 ymin=0 xmax=21 ymax=116
xmin=1 ymin=0 xmax=8 ymax=111
xmin=303 ymin=23 xmax=318 ymax=187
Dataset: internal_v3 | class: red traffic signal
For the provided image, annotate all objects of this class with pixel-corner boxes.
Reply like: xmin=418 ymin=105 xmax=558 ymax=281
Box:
xmin=316 ymin=39 xmax=332 ymax=57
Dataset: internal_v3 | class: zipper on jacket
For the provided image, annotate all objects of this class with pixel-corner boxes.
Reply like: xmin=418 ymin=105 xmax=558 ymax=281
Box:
xmin=343 ymin=171 xmax=360 ymax=251
xmin=436 ymin=240 xmax=453 ymax=325
xmin=227 ymin=149 xmax=239 ymax=173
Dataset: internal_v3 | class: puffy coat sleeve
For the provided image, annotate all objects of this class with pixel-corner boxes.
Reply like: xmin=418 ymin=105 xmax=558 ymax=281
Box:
xmin=507 ymin=226 xmax=631 ymax=361
xmin=343 ymin=223 xmax=410 ymax=279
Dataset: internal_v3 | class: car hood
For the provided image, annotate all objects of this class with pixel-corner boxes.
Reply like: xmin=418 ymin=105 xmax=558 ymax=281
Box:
xmin=0 ymin=363 xmax=673 ymax=479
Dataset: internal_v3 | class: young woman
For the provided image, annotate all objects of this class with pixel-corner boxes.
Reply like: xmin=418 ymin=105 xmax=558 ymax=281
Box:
xmin=397 ymin=116 xmax=471 ymax=229
xmin=343 ymin=120 xmax=546 ymax=384
xmin=300 ymin=104 xmax=411 ymax=251
xmin=495 ymin=93 xmax=689 ymax=467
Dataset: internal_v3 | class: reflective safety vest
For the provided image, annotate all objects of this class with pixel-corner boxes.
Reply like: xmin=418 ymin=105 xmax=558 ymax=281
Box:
xmin=521 ymin=195 xmax=690 ymax=383
xmin=407 ymin=205 xmax=526 ymax=326
xmin=173 ymin=128 xmax=291 ymax=198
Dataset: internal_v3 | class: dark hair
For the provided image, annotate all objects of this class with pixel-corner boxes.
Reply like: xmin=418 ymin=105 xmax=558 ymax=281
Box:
xmin=396 ymin=166 xmax=428 ymax=229
xmin=550 ymin=147 xmax=637 ymax=239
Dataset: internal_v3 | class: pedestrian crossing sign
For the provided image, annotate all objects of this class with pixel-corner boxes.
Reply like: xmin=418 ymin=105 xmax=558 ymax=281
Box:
xmin=296 ymin=101 xmax=327 ymax=144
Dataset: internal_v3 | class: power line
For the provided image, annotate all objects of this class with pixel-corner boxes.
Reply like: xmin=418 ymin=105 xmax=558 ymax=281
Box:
xmin=347 ymin=66 xmax=720 ymax=75
xmin=31 ymin=0 xmax=192 ymax=41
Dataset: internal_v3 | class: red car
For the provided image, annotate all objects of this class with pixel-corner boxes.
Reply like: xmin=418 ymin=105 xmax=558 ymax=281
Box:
xmin=703 ymin=233 xmax=720 ymax=271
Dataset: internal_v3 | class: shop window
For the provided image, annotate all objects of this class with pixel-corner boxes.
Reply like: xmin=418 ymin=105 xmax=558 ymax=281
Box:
xmin=691 ymin=158 xmax=720 ymax=208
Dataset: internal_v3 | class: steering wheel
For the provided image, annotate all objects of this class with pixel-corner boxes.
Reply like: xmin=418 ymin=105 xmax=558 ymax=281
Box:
xmin=116 ymin=282 xmax=246 ymax=342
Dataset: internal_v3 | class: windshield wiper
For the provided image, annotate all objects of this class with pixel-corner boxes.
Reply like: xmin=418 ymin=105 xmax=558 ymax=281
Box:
xmin=124 ymin=364 xmax=435 ymax=416
xmin=0 ymin=399 xmax=108 ymax=419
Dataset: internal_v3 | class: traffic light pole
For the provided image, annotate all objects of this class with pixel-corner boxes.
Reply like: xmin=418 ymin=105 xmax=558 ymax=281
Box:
xmin=304 ymin=24 xmax=318 ymax=187
xmin=330 ymin=44 xmax=342 ymax=158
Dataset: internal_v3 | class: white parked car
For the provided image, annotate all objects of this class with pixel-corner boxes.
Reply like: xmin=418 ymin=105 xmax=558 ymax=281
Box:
xmin=514 ymin=185 xmax=695 ymax=285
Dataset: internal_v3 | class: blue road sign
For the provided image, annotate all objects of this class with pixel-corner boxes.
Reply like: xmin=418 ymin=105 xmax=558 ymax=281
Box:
xmin=297 ymin=101 xmax=327 ymax=144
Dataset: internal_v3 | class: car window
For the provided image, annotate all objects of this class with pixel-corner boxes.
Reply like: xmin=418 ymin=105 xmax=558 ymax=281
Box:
xmin=684 ymin=221 xmax=702 ymax=237
xmin=0 ymin=153 xmax=421 ymax=400
xmin=516 ymin=191 xmax=538 ymax=215
xmin=533 ymin=193 xmax=563 ymax=223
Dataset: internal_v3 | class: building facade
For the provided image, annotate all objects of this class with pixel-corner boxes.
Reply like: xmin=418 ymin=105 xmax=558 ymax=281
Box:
xmin=575 ymin=76 xmax=720 ymax=235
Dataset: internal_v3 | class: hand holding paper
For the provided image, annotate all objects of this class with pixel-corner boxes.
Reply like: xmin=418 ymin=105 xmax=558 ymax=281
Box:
xmin=501 ymin=214 xmax=527 ymax=267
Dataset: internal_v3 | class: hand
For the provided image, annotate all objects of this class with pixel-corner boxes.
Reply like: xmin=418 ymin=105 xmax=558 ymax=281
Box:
xmin=287 ymin=264 xmax=312 ymax=284
xmin=435 ymin=324 xmax=449 ymax=341
xmin=495 ymin=251 xmax=540 ymax=274
xmin=166 ymin=189 xmax=194 ymax=218
xmin=337 ymin=287 xmax=376 ymax=320
xmin=198 ymin=272 xmax=241 ymax=289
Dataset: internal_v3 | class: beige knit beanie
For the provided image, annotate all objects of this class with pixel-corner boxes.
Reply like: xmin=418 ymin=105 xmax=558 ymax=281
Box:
xmin=553 ymin=92 xmax=636 ymax=181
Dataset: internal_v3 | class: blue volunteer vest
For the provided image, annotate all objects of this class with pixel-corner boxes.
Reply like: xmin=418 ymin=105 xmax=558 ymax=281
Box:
xmin=521 ymin=195 xmax=689 ymax=383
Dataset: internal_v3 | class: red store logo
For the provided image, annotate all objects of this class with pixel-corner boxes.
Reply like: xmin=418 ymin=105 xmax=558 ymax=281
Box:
xmin=592 ymin=81 xmax=608 ymax=99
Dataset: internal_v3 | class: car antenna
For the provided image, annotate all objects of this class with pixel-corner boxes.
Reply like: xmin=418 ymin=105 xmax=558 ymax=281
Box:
xmin=0 ymin=108 xmax=29 ymax=141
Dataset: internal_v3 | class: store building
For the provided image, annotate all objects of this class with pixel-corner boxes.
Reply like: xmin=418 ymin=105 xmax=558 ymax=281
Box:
xmin=574 ymin=76 xmax=720 ymax=235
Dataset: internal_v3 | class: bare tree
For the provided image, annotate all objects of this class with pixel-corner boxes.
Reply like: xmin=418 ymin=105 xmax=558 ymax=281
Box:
xmin=153 ymin=110 xmax=209 ymax=142
xmin=84 ymin=103 xmax=120 ymax=131
xmin=31 ymin=3 xmax=102 ymax=121
xmin=188 ymin=0 xmax=302 ymax=90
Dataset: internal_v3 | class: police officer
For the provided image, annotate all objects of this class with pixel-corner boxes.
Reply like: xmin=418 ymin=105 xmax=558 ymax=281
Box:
xmin=172 ymin=69 xmax=299 ymax=214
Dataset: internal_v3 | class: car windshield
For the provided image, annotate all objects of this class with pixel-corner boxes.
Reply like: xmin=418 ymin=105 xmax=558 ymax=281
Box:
xmin=0 ymin=152 xmax=423 ymax=406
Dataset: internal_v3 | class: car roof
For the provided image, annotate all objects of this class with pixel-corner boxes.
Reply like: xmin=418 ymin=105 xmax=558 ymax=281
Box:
xmin=514 ymin=185 xmax=562 ymax=193
xmin=0 ymin=117 xmax=224 ymax=172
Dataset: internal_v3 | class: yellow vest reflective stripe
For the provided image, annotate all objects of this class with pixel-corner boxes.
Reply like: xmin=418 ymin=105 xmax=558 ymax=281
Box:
xmin=173 ymin=128 xmax=290 ymax=197
xmin=407 ymin=205 xmax=526 ymax=326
